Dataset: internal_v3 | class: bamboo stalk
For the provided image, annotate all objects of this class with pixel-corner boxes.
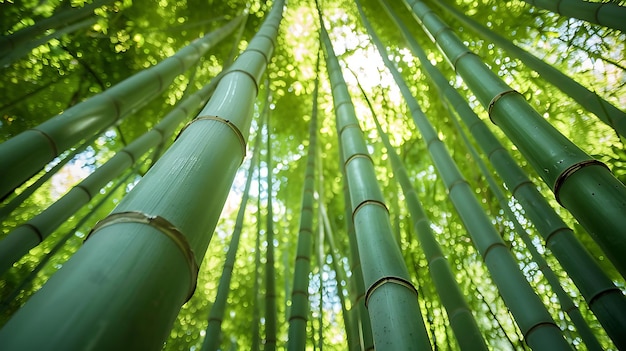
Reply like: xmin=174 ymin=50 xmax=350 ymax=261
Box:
xmin=521 ymin=0 xmax=626 ymax=32
xmin=287 ymin=51 xmax=319 ymax=351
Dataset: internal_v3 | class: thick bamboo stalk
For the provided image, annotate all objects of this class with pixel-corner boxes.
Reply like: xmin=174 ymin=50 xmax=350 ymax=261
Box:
xmin=319 ymin=9 xmax=432 ymax=350
xmin=0 ymin=0 xmax=115 ymax=58
xmin=376 ymin=5 xmax=572 ymax=349
xmin=431 ymin=0 xmax=626 ymax=138
xmin=0 ymin=15 xmax=244 ymax=200
xmin=0 ymin=73 xmax=223 ymax=275
xmin=521 ymin=0 xmax=626 ymax=32
xmin=287 ymin=53 xmax=319 ymax=351
xmin=382 ymin=1 xmax=626 ymax=347
xmin=404 ymin=0 xmax=626 ymax=282
xmin=201 ymin=127 xmax=262 ymax=351
xmin=0 ymin=2 xmax=284 ymax=348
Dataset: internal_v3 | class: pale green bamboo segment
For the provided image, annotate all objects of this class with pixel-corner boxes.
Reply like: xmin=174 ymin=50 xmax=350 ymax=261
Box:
xmin=404 ymin=0 xmax=626 ymax=279
xmin=355 ymin=3 xmax=488 ymax=348
xmin=287 ymin=54 xmax=319 ymax=351
xmin=0 ymin=75 xmax=221 ymax=276
xmin=382 ymin=1 xmax=626 ymax=347
xmin=447 ymin=102 xmax=605 ymax=351
xmin=265 ymin=113 xmax=278 ymax=351
xmin=379 ymin=5 xmax=572 ymax=350
xmin=319 ymin=12 xmax=432 ymax=350
xmin=0 ymin=15 xmax=243 ymax=200
xmin=522 ymin=0 xmax=626 ymax=32
xmin=0 ymin=0 xmax=115 ymax=57
xmin=432 ymin=0 xmax=626 ymax=137
xmin=0 ymin=1 xmax=285 ymax=349
xmin=201 ymin=126 xmax=262 ymax=351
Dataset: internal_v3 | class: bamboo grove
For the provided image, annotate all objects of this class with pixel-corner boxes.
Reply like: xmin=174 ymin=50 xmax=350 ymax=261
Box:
xmin=0 ymin=0 xmax=625 ymax=350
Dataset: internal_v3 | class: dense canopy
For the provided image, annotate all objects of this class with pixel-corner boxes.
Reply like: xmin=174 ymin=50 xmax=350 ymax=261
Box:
xmin=1 ymin=0 xmax=625 ymax=350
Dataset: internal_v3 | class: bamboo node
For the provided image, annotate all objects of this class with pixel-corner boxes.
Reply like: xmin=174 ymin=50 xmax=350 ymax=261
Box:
xmin=487 ymin=89 xmax=521 ymax=123
xmin=28 ymin=129 xmax=58 ymax=157
xmin=451 ymin=51 xmax=478 ymax=71
xmin=86 ymin=211 xmax=199 ymax=301
xmin=352 ymin=199 xmax=389 ymax=223
xmin=365 ymin=276 xmax=418 ymax=307
xmin=553 ymin=159 xmax=609 ymax=205
xmin=176 ymin=115 xmax=247 ymax=163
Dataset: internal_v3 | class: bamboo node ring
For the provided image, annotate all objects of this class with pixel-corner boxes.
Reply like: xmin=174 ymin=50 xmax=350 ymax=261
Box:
xmin=86 ymin=211 xmax=199 ymax=301
xmin=352 ymin=199 xmax=389 ymax=222
xmin=365 ymin=276 xmax=418 ymax=307
xmin=553 ymin=159 xmax=609 ymax=205
xmin=344 ymin=153 xmax=372 ymax=168
xmin=451 ymin=51 xmax=478 ymax=71
xmin=487 ymin=89 xmax=520 ymax=123
xmin=29 ymin=129 xmax=58 ymax=157
xmin=176 ymin=115 xmax=247 ymax=163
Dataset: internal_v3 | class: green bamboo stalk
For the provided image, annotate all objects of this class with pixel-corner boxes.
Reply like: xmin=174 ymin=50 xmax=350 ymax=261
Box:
xmin=382 ymin=1 xmax=626 ymax=348
xmin=318 ymin=7 xmax=432 ymax=350
xmin=0 ymin=168 xmax=136 ymax=316
xmin=0 ymin=71 xmax=224 ymax=275
xmin=265 ymin=110 xmax=278 ymax=351
xmin=287 ymin=53 xmax=319 ymax=351
xmin=348 ymin=26 xmax=488 ymax=346
xmin=520 ymin=0 xmax=626 ymax=32
xmin=0 ymin=17 xmax=98 ymax=68
xmin=0 ymin=15 xmax=244 ymax=200
xmin=374 ymin=4 xmax=572 ymax=349
xmin=431 ymin=0 xmax=626 ymax=138
xmin=0 ymin=0 xmax=115 ymax=59
xmin=446 ymin=100 xmax=605 ymax=350
xmin=404 ymin=0 xmax=626 ymax=279
xmin=252 ymin=154 xmax=263 ymax=351
xmin=0 ymin=2 xmax=284 ymax=348
xmin=317 ymin=222 xmax=324 ymax=351
xmin=201 ymin=126 xmax=262 ymax=351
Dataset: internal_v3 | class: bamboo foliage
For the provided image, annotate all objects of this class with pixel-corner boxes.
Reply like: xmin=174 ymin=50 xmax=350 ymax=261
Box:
xmin=520 ymin=0 xmax=626 ymax=32
xmin=0 ymin=15 xmax=244 ymax=200
xmin=0 ymin=0 xmax=116 ymax=63
xmin=431 ymin=0 xmax=626 ymax=138
xmin=287 ymin=51 xmax=319 ymax=351
xmin=0 ymin=74 xmax=223 ymax=275
xmin=381 ymin=1 xmax=626 ymax=347
xmin=403 ymin=0 xmax=626 ymax=279
xmin=0 ymin=1 xmax=284 ymax=348
xmin=319 ymin=6 xmax=433 ymax=350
